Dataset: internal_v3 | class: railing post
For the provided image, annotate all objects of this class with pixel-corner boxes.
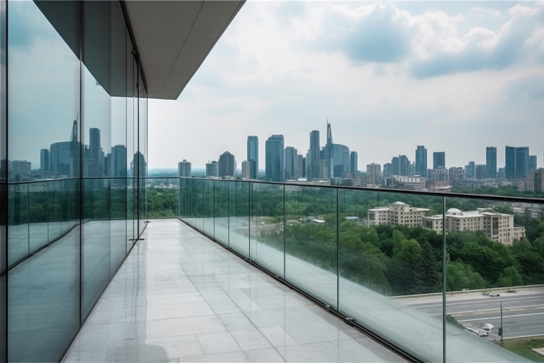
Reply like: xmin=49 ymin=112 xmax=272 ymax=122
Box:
xmin=336 ymin=187 xmax=340 ymax=310
xmin=283 ymin=184 xmax=286 ymax=279
xmin=442 ymin=196 xmax=447 ymax=363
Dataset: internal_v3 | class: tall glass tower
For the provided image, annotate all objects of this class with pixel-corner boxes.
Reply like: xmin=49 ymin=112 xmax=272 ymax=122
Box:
xmin=247 ymin=135 xmax=258 ymax=179
xmin=433 ymin=151 xmax=445 ymax=169
xmin=415 ymin=146 xmax=427 ymax=177
xmin=486 ymin=147 xmax=497 ymax=179
xmin=265 ymin=135 xmax=284 ymax=182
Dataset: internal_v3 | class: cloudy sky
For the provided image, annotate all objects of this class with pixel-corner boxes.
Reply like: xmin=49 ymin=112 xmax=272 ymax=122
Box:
xmin=149 ymin=1 xmax=544 ymax=172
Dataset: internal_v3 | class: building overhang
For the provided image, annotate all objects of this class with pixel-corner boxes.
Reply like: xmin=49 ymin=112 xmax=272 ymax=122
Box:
xmin=35 ymin=1 xmax=244 ymax=100
xmin=124 ymin=1 xmax=244 ymax=100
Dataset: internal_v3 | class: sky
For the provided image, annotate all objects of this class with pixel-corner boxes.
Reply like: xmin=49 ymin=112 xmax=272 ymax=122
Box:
xmin=148 ymin=1 xmax=544 ymax=172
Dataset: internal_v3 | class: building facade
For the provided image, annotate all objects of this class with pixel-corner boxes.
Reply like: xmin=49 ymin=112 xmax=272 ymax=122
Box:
xmin=178 ymin=159 xmax=191 ymax=177
xmin=486 ymin=146 xmax=497 ymax=179
xmin=423 ymin=208 xmax=525 ymax=245
xmin=368 ymin=202 xmax=432 ymax=227
xmin=265 ymin=135 xmax=284 ymax=182
xmin=415 ymin=145 xmax=427 ymax=177
xmin=433 ymin=151 xmax=445 ymax=169
xmin=247 ymin=135 xmax=258 ymax=179
xmin=218 ymin=151 xmax=236 ymax=178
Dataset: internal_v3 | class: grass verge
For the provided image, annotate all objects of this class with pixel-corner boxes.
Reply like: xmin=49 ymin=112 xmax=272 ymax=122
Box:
xmin=494 ymin=337 xmax=544 ymax=362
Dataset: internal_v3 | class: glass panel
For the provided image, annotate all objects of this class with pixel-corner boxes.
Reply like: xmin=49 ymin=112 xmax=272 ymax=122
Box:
xmin=29 ymin=182 xmax=48 ymax=253
xmin=82 ymin=179 xmax=111 ymax=319
xmin=48 ymin=181 xmax=61 ymax=241
xmin=444 ymin=196 xmax=544 ymax=362
xmin=8 ymin=184 xmax=28 ymax=266
xmin=203 ymin=179 xmax=214 ymax=237
xmin=147 ymin=178 xmax=178 ymax=218
xmin=214 ymin=180 xmax=229 ymax=245
xmin=111 ymin=178 xmax=126 ymax=273
xmin=179 ymin=178 xmax=188 ymax=219
xmin=285 ymin=185 xmax=337 ymax=308
xmin=229 ymin=182 xmax=249 ymax=257
xmin=338 ymin=189 xmax=443 ymax=362
xmin=250 ymin=183 xmax=284 ymax=277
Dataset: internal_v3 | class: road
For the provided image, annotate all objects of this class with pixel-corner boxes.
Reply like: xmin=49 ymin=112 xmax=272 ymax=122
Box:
xmin=398 ymin=289 xmax=544 ymax=341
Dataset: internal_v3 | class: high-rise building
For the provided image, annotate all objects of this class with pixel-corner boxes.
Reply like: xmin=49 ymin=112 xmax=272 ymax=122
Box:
xmin=309 ymin=130 xmax=321 ymax=180
xmin=266 ymin=135 xmax=284 ymax=182
xmin=9 ymin=160 xmax=31 ymax=182
xmin=486 ymin=147 xmax=497 ymax=179
xmin=284 ymin=146 xmax=298 ymax=180
xmin=383 ymin=163 xmax=392 ymax=181
xmin=332 ymin=144 xmax=350 ymax=177
xmin=465 ymin=161 xmax=476 ymax=179
xmin=325 ymin=122 xmax=334 ymax=178
xmin=505 ymin=146 xmax=516 ymax=179
xmin=241 ymin=160 xmax=250 ymax=179
xmin=247 ymin=136 xmax=258 ymax=179
xmin=111 ymin=145 xmax=127 ymax=177
xmin=40 ymin=149 xmax=49 ymax=171
xmin=527 ymin=168 xmax=544 ymax=193
xmin=475 ymin=164 xmax=487 ymax=180
xmin=516 ymin=147 xmax=529 ymax=179
xmin=218 ymin=151 xmax=236 ymax=178
xmin=391 ymin=156 xmax=399 ymax=176
xmin=529 ymin=155 xmax=537 ymax=172
xmin=206 ymin=161 xmax=218 ymax=177
xmin=88 ymin=128 xmax=103 ymax=177
xmin=415 ymin=146 xmax=427 ymax=177
xmin=178 ymin=159 xmax=191 ymax=177
xmin=449 ymin=167 xmax=465 ymax=181
xmin=50 ymin=141 xmax=73 ymax=177
xmin=399 ymin=155 xmax=410 ymax=176
xmin=297 ymin=154 xmax=304 ymax=179
xmin=433 ymin=152 xmax=445 ymax=169
xmin=350 ymin=151 xmax=358 ymax=173
xmin=367 ymin=163 xmax=381 ymax=184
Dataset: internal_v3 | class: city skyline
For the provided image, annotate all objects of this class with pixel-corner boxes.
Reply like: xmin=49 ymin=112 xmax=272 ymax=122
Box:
xmin=149 ymin=1 xmax=544 ymax=170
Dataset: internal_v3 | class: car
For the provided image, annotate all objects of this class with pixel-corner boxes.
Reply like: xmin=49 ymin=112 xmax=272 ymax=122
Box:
xmin=482 ymin=323 xmax=494 ymax=331
xmin=489 ymin=293 xmax=501 ymax=297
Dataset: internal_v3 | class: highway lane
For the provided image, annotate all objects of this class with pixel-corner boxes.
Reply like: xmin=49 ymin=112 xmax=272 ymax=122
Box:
xmin=399 ymin=291 xmax=544 ymax=339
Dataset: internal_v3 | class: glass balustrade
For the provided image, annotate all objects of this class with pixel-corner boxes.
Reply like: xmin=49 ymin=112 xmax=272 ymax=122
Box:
xmin=167 ymin=177 xmax=541 ymax=362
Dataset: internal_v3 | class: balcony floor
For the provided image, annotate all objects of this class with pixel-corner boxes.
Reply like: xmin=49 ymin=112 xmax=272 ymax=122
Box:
xmin=63 ymin=219 xmax=406 ymax=363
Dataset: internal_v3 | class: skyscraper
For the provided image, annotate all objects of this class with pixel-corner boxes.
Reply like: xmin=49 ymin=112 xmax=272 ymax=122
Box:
xmin=40 ymin=149 xmax=49 ymax=171
xmin=516 ymin=147 xmax=529 ymax=179
xmin=218 ymin=151 xmax=236 ymax=178
xmin=433 ymin=152 xmax=445 ymax=169
xmin=505 ymin=146 xmax=516 ymax=179
xmin=309 ymin=130 xmax=321 ymax=180
xmin=111 ymin=145 xmax=127 ymax=177
xmin=391 ymin=156 xmax=399 ymax=175
xmin=206 ymin=161 xmax=218 ymax=177
xmin=332 ymin=144 xmax=349 ymax=177
xmin=529 ymin=155 xmax=537 ymax=172
xmin=247 ymin=136 xmax=258 ymax=179
xmin=465 ymin=161 xmax=475 ymax=179
xmin=415 ymin=146 xmax=427 ymax=177
xmin=178 ymin=159 xmax=191 ymax=177
xmin=367 ymin=163 xmax=381 ymax=184
xmin=50 ymin=141 xmax=73 ymax=177
xmin=326 ymin=122 xmax=333 ymax=178
xmin=241 ymin=160 xmax=250 ymax=179
xmin=486 ymin=147 xmax=497 ymax=179
xmin=284 ymin=146 xmax=298 ymax=180
xmin=88 ymin=128 xmax=103 ymax=177
xmin=399 ymin=155 xmax=410 ymax=176
xmin=266 ymin=135 xmax=284 ymax=182
xmin=350 ymin=151 xmax=358 ymax=173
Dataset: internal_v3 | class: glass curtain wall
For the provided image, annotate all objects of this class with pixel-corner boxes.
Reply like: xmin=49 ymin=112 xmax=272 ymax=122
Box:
xmin=2 ymin=1 xmax=149 ymax=362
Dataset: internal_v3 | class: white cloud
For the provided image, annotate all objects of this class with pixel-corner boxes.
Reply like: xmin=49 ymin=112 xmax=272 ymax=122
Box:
xmin=470 ymin=7 xmax=502 ymax=18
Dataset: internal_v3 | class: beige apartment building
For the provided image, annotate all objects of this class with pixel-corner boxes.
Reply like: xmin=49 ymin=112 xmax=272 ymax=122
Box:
xmin=423 ymin=208 xmax=525 ymax=245
xmin=367 ymin=202 xmax=432 ymax=227
xmin=368 ymin=202 xmax=525 ymax=245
